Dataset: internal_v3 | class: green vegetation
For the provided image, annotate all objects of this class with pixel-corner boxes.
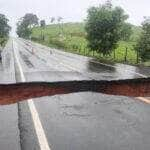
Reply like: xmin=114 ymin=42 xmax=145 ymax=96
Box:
xmin=31 ymin=22 xmax=143 ymax=65
xmin=130 ymin=26 xmax=142 ymax=42
xmin=135 ymin=17 xmax=150 ymax=61
xmin=85 ymin=3 xmax=131 ymax=55
xmin=0 ymin=14 xmax=11 ymax=47
xmin=0 ymin=37 xmax=8 ymax=47
xmin=30 ymin=1 xmax=150 ymax=66
xmin=16 ymin=13 xmax=39 ymax=38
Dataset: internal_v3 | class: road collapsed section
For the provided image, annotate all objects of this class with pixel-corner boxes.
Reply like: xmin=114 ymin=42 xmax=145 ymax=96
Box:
xmin=0 ymin=78 xmax=149 ymax=105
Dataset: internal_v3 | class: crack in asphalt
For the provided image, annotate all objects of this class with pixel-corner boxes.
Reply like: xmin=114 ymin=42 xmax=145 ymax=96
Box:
xmin=19 ymin=51 xmax=34 ymax=68
xmin=13 ymin=47 xmax=40 ymax=150
xmin=62 ymin=112 xmax=91 ymax=117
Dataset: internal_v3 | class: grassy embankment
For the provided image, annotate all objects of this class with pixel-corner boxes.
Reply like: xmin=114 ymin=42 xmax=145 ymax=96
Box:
xmin=31 ymin=22 xmax=149 ymax=66
xmin=0 ymin=38 xmax=8 ymax=47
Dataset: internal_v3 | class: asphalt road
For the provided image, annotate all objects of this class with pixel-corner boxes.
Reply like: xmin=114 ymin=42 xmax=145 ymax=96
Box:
xmin=0 ymin=38 xmax=150 ymax=150
xmin=0 ymin=39 xmax=20 ymax=150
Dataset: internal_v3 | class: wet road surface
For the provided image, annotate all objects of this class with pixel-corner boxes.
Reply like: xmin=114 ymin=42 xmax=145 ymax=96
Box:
xmin=0 ymin=40 xmax=20 ymax=150
xmin=0 ymin=38 xmax=150 ymax=150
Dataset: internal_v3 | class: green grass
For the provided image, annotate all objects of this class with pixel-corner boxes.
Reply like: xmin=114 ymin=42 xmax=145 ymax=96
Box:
xmin=0 ymin=37 xmax=8 ymax=48
xmin=31 ymin=22 xmax=147 ymax=65
xmin=113 ymin=41 xmax=137 ymax=63
xmin=32 ymin=23 xmax=85 ymax=38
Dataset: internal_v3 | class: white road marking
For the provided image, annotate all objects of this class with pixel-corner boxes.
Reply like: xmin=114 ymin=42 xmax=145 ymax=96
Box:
xmin=13 ymin=40 xmax=51 ymax=150
xmin=137 ymin=97 xmax=150 ymax=104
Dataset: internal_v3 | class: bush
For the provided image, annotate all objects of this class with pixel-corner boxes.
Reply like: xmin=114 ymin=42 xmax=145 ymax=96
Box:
xmin=135 ymin=17 xmax=150 ymax=61
xmin=49 ymin=38 xmax=66 ymax=49
xmin=31 ymin=36 xmax=40 ymax=42
xmin=70 ymin=32 xmax=86 ymax=38
xmin=0 ymin=37 xmax=8 ymax=47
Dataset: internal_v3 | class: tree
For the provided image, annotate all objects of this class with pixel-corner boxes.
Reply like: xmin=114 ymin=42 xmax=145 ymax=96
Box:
xmin=23 ymin=13 xmax=39 ymax=28
xmin=16 ymin=13 xmax=39 ymax=38
xmin=57 ymin=16 xmax=63 ymax=23
xmin=120 ymin=23 xmax=132 ymax=41
xmin=16 ymin=20 xmax=31 ymax=38
xmin=119 ymin=23 xmax=132 ymax=62
xmin=40 ymin=20 xmax=46 ymax=28
xmin=50 ymin=17 xmax=55 ymax=24
xmin=135 ymin=17 xmax=150 ymax=61
xmin=85 ymin=3 xmax=129 ymax=55
xmin=0 ymin=14 xmax=11 ymax=38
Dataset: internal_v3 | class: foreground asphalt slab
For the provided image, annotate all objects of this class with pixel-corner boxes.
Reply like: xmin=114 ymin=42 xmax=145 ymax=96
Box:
xmin=12 ymin=38 xmax=150 ymax=150
xmin=0 ymin=40 xmax=20 ymax=150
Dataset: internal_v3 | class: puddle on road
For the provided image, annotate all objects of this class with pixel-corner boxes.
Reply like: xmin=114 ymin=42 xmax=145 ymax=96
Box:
xmin=87 ymin=61 xmax=115 ymax=73
xmin=115 ymin=64 xmax=139 ymax=79
xmin=19 ymin=51 xmax=34 ymax=68
xmin=87 ymin=60 xmax=141 ymax=79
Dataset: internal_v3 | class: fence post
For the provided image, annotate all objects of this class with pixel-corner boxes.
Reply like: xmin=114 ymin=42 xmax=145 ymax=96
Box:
xmin=124 ymin=47 xmax=128 ymax=62
xmin=113 ymin=49 xmax=116 ymax=60
xmin=87 ymin=48 xmax=90 ymax=56
xmin=78 ymin=46 xmax=80 ymax=53
xmin=136 ymin=50 xmax=139 ymax=63
xmin=84 ymin=48 xmax=86 ymax=55
xmin=93 ymin=50 xmax=94 ymax=57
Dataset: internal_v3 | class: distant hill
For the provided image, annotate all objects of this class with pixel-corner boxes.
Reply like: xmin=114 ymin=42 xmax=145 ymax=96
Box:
xmin=32 ymin=22 xmax=85 ymax=39
xmin=32 ymin=22 xmax=142 ymax=42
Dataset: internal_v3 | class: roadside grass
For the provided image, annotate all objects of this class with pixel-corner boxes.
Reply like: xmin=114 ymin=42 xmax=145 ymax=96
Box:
xmin=0 ymin=37 xmax=8 ymax=47
xmin=32 ymin=23 xmax=85 ymax=38
xmin=143 ymin=61 xmax=150 ymax=67
xmin=113 ymin=41 xmax=137 ymax=63
xmin=31 ymin=22 xmax=149 ymax=66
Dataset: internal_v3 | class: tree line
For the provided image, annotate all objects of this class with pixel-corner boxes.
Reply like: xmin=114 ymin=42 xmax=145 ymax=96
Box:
xmin=0 ymin=14 xmax=11 ymax=46
xmin=16 ymin=14 xmax=63 ymax=39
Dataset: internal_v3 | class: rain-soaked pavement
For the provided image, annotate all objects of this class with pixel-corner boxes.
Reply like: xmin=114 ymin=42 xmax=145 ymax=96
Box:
xmin=0 ymin=40 xmax=20 ymax=150
xmin=0 ymin=38 xmax=150 ymax=150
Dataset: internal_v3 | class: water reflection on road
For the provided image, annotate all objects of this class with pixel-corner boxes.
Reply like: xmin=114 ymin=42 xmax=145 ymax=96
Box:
xmin=87 ymin=61 xmax=145 ymax=79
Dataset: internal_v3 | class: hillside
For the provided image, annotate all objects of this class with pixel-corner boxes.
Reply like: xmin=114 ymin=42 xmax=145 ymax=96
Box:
xmin=32 ymin=22 xmax=85 ymax=38
xmin=31 ymin=22 xmax=143 ymax=64
xmin=32 ymin=22 xmax=141 ymax=41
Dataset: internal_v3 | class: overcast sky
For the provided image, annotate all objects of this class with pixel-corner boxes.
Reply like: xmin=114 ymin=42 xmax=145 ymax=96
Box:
xmin=0 ymin=0 xmax=149 ymax=36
